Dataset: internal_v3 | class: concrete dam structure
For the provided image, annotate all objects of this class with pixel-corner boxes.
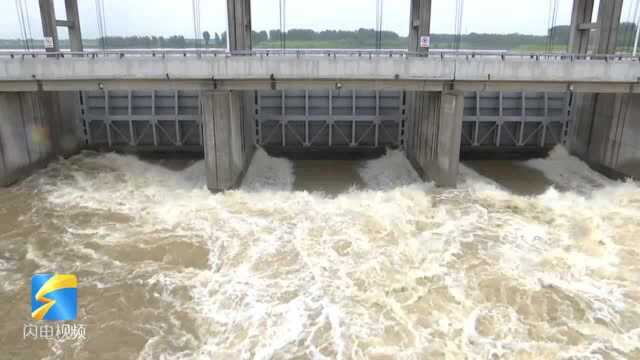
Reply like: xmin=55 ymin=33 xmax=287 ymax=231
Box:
xmin=0 ymin=0 xmax=639 ymax=191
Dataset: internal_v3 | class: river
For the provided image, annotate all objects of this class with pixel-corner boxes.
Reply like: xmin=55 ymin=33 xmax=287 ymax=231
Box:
xmin=0 ymin=146 xmax=639 ymax=359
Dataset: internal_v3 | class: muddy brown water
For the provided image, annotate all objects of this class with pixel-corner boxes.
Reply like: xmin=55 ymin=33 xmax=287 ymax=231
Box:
xmin=0 ymin=147 xmax=639 ymax=359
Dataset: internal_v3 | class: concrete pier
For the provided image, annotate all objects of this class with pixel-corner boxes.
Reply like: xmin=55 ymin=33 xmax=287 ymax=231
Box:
xmin=39 ymin=0 xmax=83 ymax=52
xmin=407 ymin=91 xmax=464 ymax=187
xmin=202 ymin=91 xmax=254 ymax=192
xmin=0 ymin=1 xmax=83 ymax=185
xmin=568 ymin=0 xmax=640 ymax=179
xmin=0 ymin=92 xmax=81 ymax=185
xmin=203 ymin=0 xmax=255 ymax=192
xmin=406 ymin=0 xmax=465 ymax=187
xmin=227 ymin=0 xmax=252 ymax=51
xmin=574 ymin=93 xmax=640 ymax=178
xmin=408 ymin=0 xmax=431 ymax=54
xmin=568 ymin=0 xmax=595 ymax=54
xmin=63 ymin=0 xmax=84 ymax=53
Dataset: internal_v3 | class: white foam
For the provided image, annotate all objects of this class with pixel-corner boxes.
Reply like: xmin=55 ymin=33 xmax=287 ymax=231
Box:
xmin=525 ymin=145 xmax=614 ymax=194
xmin=358 ymin=149 xmax=422 ymax=189
xmin=10 ymin=147 xmax=639 ymax=359
xmin=241 ymin=148 xmax=295 ymax=192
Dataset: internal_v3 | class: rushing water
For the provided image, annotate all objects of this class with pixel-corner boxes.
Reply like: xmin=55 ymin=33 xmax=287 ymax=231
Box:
xmin=0 ymin=146 xmax=639 ymax=359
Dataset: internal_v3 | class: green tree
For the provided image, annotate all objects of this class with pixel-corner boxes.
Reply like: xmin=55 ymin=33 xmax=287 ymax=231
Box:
xmin=203 ymin=31 xmax=211 ymax=47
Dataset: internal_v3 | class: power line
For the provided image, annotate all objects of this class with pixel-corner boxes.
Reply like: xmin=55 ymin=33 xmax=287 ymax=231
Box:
xmin=453 ymin=0 xmax=464 ymax=51
xmin=545 ymin=0 xmax=559 ymax=53
xmin=279 ymin=0 xmax=286 ymax=51
xmin=101 ymin=0 xmax=109 ymax=49
xmin=15 ymin=0 xmax=31 ymax=51
xmin=192 ymin=0 xmax=201 ymax=49
xmin=23 ymin=0 xmax=33 ymax=49
xmin=375 ymin=0 xmax=384 ymax=50
xmin=95 ymin=0 xmax=108 ymax=50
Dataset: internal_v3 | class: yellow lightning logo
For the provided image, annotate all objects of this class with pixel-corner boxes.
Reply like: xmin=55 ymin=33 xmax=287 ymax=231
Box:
xmin=31 ymin=274 xmax=78 ymax=320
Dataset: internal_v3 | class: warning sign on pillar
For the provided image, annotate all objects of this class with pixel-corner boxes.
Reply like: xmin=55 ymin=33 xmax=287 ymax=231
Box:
xmin=43 ymin=37 xmax=55 ymax=49
xmin=419 ymin=36 xmax=431 ymax=48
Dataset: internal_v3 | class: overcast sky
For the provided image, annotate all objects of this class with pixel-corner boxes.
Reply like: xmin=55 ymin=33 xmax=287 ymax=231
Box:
xmin=3 ymin=0 xmax=635 ymax=40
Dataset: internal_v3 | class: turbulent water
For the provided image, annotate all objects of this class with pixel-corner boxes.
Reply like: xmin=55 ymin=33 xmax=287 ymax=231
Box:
xmin=0 ymin=146 xmax=639 ymax=359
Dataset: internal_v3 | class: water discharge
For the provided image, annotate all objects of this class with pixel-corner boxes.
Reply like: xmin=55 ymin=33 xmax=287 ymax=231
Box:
xmin=0 ymin=146 xmax=639 ymax=359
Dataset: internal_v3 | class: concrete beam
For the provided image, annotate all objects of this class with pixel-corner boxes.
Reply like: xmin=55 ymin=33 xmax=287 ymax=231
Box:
xmin=227 ymin=0 xmax=252 ymax=51
xmin=2 ymin=80 xmax=639 ymax=95
xmin=202 ymin=91 xmax=251 ymax=192
xmin=0 ymin=79 xmax=447 ymax=92
xmin=1 ymin=56 xmax=637 ymax=88
xmin=55 ymin=20 xmax=73 ymax=28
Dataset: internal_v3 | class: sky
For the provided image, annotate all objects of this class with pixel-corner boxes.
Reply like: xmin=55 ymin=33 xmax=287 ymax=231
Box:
xmin=2 ymin=0 xmax=636 ymax=40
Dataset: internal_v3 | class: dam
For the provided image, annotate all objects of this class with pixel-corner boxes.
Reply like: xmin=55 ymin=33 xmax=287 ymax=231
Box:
xmin=1 ymin=1 xmax=640 ymax=359
xmin=0 ymin=0 xmax=639 ymax=191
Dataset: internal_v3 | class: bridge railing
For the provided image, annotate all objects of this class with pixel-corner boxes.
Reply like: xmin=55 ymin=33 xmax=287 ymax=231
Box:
xmin=1 ymin=49 xmax=639 ymax=62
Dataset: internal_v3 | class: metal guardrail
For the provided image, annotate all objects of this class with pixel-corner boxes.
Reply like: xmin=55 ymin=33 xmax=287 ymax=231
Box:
xmin=1 ymin=48 xmax=639 ymax=62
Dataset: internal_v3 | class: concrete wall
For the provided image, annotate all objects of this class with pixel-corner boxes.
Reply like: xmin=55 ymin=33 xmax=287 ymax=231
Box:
xmin=1 ymin=56 xmax=638 ymax=92
xmin=406 ymin=91 xmax=464 ymax=186
xmin=202 ymin=91 xmax=254 ymax=192
xmin=572 ymin=94 xmax=640 ymax=178
xmin=573 ymin=93 xmax=640 ymax=178
xmin=0 ymin=91 xmax=81 ymax=185
xmin=615 ymin=95 xmax=640 ymax=177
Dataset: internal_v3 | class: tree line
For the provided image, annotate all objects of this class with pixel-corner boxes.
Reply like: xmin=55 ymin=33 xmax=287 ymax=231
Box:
xmin=1 ymin=23 xmax=638 ymax=51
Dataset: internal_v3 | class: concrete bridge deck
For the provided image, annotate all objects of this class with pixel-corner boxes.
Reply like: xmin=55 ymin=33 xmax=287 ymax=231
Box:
xmin=0 ymin=50 xmax=639 ymax=93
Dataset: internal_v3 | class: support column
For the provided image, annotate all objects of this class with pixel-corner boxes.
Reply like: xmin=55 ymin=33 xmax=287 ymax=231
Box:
xmin=39 ymin=0 xmax=83 ymax=53
xmin=0 ymin=92 xmax=81 ymax=186
xmin=568 ymin=0 xmax=622 ymax=55
xmin=64 ymin=0 xmax=83 ymax=52
xmin=203 ymin=91 xmax=251 ymax=192
xmin=227 ymin=0 xmax=252 ymax=51
xmin=39 ymin=0 xmax=58 ymax=53
xmin=225 ymin=0 xmax=255 ymax=181
xmin=407 ymin=91 xmax=464 ymax=187
xmin=595 ymin=0 xmax=624 ymax=54
xmin=37 ymin=0 xmax=82 ymax=157
xmin=405 ymin=0 xmax=432 ymax=168
xmin=569 ymin=0 xmax=637 ymax=178
xmin=568 ymin=0 xmax=595 ymax=54
xmin=408 ymin=0 xmax=431 ymax=53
